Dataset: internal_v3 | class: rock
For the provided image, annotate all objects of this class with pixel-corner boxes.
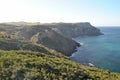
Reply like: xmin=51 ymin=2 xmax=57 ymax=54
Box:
xmin=88 ymin=63 xmax=95 ymax=67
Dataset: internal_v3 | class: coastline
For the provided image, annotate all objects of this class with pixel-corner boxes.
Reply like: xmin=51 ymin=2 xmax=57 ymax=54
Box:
xmin=70 ymin=40 xmax=95 ymax=67
xmin=70 ymin=41 xmax=84 ymax=57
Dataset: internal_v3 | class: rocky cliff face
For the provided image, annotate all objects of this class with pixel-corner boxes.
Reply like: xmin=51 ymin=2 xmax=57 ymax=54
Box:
xmin=50 ymin=22 xmax=102 ymax=38
xmin=0 ymin=22 xmax=102 ymax=56
xmin=36 ymin=29 xmax=80 ymax=56
xmin=18 ymin=25 xmax=80 ymax=56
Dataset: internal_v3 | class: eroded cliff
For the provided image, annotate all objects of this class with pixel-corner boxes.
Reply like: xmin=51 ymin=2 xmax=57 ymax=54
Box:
xmin=49 ymin=22 xmax=102 ymax=38
xmin=0 ymin=22 xmax=102 ymax=56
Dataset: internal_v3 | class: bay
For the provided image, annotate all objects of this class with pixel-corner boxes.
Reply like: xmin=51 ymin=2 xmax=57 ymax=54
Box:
xmin=70 ymin=27 xmax=120 ymax=73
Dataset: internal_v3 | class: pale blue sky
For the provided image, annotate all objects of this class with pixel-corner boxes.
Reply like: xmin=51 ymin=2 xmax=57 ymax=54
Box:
xmin=0 ymin=0 xmax=120 ymax=26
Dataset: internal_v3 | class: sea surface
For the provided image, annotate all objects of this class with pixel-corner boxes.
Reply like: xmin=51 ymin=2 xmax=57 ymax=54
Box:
xmin=70 ymin=27 xmax=120 ymax=73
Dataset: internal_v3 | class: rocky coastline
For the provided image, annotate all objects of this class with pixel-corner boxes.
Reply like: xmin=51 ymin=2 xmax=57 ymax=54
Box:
xmin=0 ymin=22 xmax=102 ymax=56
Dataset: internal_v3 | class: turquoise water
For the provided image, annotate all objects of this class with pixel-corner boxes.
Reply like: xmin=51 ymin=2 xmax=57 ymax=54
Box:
xmin=70 ymin=27 xmax=120 ymax=73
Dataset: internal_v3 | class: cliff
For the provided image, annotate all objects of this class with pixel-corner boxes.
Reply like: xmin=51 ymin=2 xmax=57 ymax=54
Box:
xmin=1 ymin=22 xmax=119 ymax=80
xmin=0 ymin=22 xmax=102 ymax=56
xmin=36 ymin=29 xmax=79 ymax=56
xmin=49 ymin=22 xmax=102 ymax=38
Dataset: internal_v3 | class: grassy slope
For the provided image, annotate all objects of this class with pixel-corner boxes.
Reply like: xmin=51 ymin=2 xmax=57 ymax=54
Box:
xmin=0 ymin=50 xmax=120 ymax=80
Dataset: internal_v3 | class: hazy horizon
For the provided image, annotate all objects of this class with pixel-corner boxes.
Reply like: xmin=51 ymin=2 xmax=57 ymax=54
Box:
xmin=0 ymin=0 xmax=120 ymax=26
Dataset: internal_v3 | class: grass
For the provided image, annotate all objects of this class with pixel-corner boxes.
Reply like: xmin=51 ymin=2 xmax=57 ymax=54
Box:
xmin=0 ymin=50 xmax=120 ymax=80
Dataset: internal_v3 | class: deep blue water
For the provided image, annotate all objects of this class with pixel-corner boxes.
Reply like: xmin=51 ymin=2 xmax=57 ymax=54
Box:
xmin=70 ymin=27 xmax=120 ymax=73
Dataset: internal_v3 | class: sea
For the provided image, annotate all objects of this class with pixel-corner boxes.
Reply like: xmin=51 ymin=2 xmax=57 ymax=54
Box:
xmin=70 ymin=27 xmax=120 ymax=73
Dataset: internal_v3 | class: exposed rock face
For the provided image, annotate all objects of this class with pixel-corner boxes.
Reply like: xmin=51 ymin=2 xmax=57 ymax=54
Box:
xmin=0 ymin=22 xmax=102 ymax=56
xmin=37 ymin=29 xmax=80 ymax=56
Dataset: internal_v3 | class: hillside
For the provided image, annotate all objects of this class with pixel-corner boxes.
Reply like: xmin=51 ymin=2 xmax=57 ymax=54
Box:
xmin=0 ymin=50 xmax=120 ymax=80
xmin=0 ymin=22 xmax=101 ymax=56
xmin=1 ymin=22 xmax=120 ymax=80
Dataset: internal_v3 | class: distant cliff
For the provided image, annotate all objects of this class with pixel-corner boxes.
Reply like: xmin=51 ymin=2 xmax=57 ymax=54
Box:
xmin=49 ymin=22 xmax=102 ymax=38
xmin=0 ymin=22 xmax=102 ymax=56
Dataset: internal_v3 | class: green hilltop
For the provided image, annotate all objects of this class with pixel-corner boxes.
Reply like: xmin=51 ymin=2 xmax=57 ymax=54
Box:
xmin=0 ymin=50 xmax=120 ymax=80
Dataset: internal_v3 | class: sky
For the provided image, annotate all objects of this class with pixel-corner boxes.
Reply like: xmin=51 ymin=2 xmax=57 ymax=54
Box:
xmin=0 ymin=0 xmax=120 ymax=26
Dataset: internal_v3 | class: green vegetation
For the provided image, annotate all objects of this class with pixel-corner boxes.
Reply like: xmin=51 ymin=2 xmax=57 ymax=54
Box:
xmin=0 ymin=50 xmax=120 ymax=80
xmin=0 ymin=22 xmax=120 ymax=80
